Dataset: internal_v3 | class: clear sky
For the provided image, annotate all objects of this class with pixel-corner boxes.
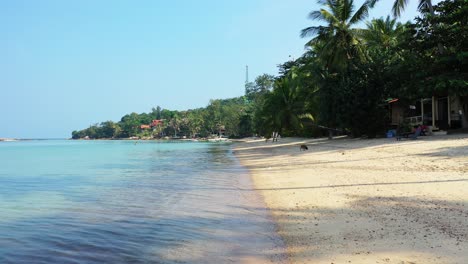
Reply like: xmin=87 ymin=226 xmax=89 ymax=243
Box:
xmin=1 ymin=0 xmax=434 ymax=138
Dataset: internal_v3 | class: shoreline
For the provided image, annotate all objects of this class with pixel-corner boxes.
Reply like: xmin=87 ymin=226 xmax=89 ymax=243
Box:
xmin=231 ymin=149 xmax=289 ymax=263
xmin=233 ymin=135 xmax=468 ymax=264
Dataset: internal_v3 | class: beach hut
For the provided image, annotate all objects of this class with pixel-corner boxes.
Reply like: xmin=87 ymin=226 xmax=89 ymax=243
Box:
xmin=390 ymin=95 xmax=468 ymax=131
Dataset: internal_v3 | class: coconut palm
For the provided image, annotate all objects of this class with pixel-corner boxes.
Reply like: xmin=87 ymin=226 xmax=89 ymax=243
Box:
xmin=370 ymin=0 xmax=445 ymax=54
xmin=362 ymin=16 xmax=406 ymax=49
xmin=300 ymin=0 xmax=374 ymax=71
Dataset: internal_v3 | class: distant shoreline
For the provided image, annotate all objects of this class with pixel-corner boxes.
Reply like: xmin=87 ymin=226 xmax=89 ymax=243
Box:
xmin=0 ymin=138 xmax=66 ymax=142
xmin=1 ymin=137 xmax=235 ymax=142
xmin=70 ymin=137 xmax=233 ymax=142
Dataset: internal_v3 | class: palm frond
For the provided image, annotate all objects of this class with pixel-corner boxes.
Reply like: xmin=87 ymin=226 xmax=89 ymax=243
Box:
xmin=299 ymin=113 xmax=315 ymax=121
xmin=418 ymin=0 xmax=433 ymax=13
xmin=302 ymin=0 xmax=371 ymax=71
xmin=342 ymin=0 xmax=354 ymax=23
xmin=350 ymin=1 xmax=370 ymax=25
xmin=392 ymin=0 xmax=409 ymax=17
xmin=361 ymin=15 xmax=403 ymax=48
xmin=308 ymin=10 xmax=323 ymax=20
xmin=300 ymin=26 xmax=326 ymax=38
xmin=385 ymin=15 xmax=396 ymax=30
xmin=367 ymin=0 xmax=379 ymax=8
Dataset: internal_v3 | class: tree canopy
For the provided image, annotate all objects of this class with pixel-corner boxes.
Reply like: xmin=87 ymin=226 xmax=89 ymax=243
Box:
xmin=72 ymin=0 xmax=467 ymax=140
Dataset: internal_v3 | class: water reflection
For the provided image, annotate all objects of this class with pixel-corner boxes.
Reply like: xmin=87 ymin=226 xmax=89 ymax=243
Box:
xmin=0 ymin=141 xmax=285 ymax=263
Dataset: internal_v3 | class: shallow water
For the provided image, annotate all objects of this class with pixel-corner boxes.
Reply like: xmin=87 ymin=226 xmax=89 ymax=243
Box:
xmin=0 ymin=140 xmax=285 ymax=263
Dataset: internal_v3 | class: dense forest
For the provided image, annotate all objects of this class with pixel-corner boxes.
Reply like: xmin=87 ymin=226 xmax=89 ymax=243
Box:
xmin=72 ymin=0 xmax=467 ymax=140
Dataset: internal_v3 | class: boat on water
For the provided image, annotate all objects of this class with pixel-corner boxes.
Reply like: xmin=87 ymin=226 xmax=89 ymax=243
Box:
xmin=207 ymin=137 xmax=230 ymax=142
xmin=0 ymin=138 xmax=18 ymax=142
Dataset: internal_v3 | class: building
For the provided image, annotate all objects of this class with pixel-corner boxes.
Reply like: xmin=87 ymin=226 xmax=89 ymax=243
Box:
xmin=390 ymin=95 xmax=468 ymax=131
xmin=150 ymin=119 xmax=164 ymax=127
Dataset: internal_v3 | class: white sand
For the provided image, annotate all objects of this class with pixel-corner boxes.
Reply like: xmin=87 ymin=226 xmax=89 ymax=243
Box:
xmin=234 ymin=134 xmax=468 ymax=264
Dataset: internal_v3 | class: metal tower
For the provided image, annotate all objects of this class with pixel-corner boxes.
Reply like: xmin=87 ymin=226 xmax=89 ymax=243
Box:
xmin=245 ymin=65 xmax=249 ymax=84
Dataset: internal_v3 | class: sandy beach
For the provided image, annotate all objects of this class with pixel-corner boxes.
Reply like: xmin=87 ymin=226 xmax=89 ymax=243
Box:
xmin=234 ymin=134 xmax=468 ymax=264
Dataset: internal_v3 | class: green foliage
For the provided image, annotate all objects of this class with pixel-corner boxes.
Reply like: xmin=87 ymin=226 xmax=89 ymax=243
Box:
xmin=362 ymin=16 xmax=406 ymax=50
xmin=370 ymin=0 xmax=436 ymax=17
xmin=301 ymin=0 xmax=372 ymax=72
xmin=72 ymin=98 xmax=251 ymax=139
xmin=245 ymin=74 xmax=275 ymax=101
xmin=260 ymin=68 xmax=317 ymax=136
xmin=72 ymin=0 xmax=465 ymax=140
xmin=100 ymin=121 xmax=121 ymax=138
xmin=394 ymin=0 xmax=468 ymax=97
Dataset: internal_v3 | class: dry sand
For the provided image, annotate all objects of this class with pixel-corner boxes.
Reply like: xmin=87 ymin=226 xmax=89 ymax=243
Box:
xmin=233 ymin=134 xmax=468 ymax=264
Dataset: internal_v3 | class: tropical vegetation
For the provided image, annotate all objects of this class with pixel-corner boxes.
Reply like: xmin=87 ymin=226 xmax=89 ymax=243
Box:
xmin=72 ymin=0 xmax=467 ymax=140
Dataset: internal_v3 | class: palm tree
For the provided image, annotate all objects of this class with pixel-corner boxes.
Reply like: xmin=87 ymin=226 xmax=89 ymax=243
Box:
xmin=370 ymin=0 xmax=444 ymax=54
xmin=262 ymin=69 xmax=316 ymax=135
xmin=362 ymin=16 xmax=406 ymax=49
xmin=300 ymin=0 xmax=374 ymax=71
xmin=169 ymin=115 xmax=180 ymax=137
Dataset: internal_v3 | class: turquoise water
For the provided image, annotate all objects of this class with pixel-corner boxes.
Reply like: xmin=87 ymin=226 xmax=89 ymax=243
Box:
xmin=0 ymin=140 xmax=285 ymax=263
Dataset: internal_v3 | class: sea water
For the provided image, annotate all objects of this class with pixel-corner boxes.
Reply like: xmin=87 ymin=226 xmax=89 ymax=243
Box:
xmin=0 ymin=140 xmax=285 ymax=263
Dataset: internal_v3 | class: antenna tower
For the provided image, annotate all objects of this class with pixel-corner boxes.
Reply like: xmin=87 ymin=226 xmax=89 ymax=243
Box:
xmin=245 ymin=65 xmax=249 ymax=84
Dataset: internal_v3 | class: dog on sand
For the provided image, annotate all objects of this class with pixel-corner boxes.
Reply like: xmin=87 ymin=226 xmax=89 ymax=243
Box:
xmin=300 ymin=144 xmax=308 ymax=151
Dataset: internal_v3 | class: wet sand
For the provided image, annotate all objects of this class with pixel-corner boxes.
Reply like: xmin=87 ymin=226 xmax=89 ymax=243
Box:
xmin=234 ymin=135 xmax=468 ymax=264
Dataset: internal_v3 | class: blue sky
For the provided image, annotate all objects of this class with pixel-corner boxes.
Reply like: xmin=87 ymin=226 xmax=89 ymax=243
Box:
xmin=1 ymin=0 xmax=434 ymax=138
